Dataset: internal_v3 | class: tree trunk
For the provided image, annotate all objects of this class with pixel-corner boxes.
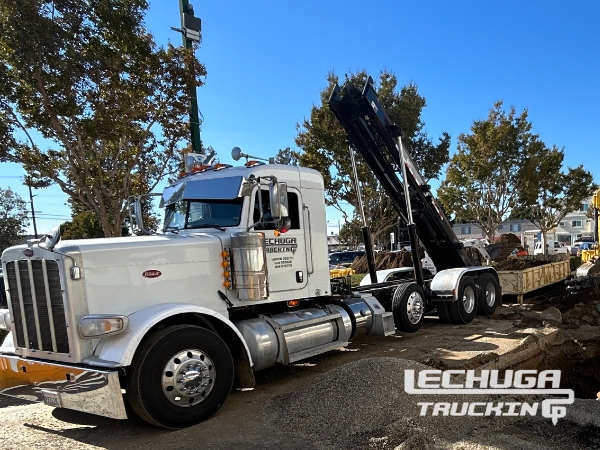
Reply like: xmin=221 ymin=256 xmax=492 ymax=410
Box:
xmin=541 ymin=230 xmax=548 ymax=255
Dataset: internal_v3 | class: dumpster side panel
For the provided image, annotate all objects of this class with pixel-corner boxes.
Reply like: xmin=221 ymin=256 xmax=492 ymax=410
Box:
xmin=497 ymin=260 xmax=570 ymax=301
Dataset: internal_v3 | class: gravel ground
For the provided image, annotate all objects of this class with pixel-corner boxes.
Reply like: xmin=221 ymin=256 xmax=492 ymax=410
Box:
xmin=2 ymin=312 xmax=598 ymax=449
xmin=261 ymin=357 xmax=600 ymax=450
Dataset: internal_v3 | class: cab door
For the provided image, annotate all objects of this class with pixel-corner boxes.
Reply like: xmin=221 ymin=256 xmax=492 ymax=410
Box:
xmin=250 ymin=187 xmax=309 ymax=296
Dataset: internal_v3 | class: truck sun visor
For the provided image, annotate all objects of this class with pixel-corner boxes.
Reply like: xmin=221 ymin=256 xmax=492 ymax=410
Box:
xmin=162 ymin=176 xmax=246 ymax=206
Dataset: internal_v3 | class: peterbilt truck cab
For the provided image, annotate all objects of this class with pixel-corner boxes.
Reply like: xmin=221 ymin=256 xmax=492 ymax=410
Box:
xmin=158 ymin=162 xmax=333 ymax=305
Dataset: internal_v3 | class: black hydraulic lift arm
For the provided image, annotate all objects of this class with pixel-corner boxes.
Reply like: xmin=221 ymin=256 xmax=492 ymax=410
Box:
xmin=328 ymin=77 xmax=475 ymax=271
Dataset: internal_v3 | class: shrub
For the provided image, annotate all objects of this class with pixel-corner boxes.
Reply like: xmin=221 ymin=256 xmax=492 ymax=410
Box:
xmin=570 ymin=256 xmax=582 ymax=271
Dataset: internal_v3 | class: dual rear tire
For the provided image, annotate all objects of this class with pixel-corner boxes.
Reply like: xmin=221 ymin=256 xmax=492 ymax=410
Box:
xmin=475 ymin=273 xmax=501 ymax=316
xmin=436 ymin=274 xmax=501 ymax=324
xmin=446 ymin=277 xmax=478 ymax=324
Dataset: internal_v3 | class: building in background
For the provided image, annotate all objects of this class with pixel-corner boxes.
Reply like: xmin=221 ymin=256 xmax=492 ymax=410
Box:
xmin=450 ymin=196 xmax=596 ymax=247
xmin=452 ymin=220 xmax=539 ymax=246
xmin=555 ymin=197 xmax=595 ymax=244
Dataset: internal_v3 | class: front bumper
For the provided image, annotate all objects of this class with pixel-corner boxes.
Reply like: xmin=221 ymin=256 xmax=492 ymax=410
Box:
xmin=0 ymin=353 xmax=127 ymax=420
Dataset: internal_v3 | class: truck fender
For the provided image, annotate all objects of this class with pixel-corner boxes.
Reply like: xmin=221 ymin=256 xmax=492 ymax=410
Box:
xmin=430 ymin=267 xmax=497 ymax=301
xmin=89 ymin=303 xmax=255 ymax=387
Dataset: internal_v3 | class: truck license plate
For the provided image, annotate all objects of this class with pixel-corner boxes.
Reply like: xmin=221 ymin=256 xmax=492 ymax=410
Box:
xmin=41 ymin=390 xmax=62 ymax=408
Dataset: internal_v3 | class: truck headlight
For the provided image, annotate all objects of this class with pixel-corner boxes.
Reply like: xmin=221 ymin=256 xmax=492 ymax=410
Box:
xmin=0 ymin=310 xmax=10 ymax=331
xmin=79 ymin=315 xmax=129 ymax=338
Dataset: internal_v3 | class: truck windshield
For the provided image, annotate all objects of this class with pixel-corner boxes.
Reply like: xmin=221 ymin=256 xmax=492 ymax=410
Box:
xmin=164 ymin=198 xmax=244 ymax=231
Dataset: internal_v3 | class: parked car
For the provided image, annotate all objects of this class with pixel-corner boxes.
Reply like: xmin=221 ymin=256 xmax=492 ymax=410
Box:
xmin=328 ymin=250 xmax=365 ymax=269
xmin=576 ymin=242 xmax=595 ymax=257
xmin=533 ymin=241 xmax=568 ymax=255
xmin=578 ymin=237 xmax=596 ymax=243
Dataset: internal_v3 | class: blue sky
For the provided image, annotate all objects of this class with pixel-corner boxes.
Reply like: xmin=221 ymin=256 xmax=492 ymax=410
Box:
xmin=2 ymin=0 xmax=599 ymax=235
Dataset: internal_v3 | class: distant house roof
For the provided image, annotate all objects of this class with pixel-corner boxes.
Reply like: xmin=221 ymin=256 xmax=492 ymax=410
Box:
xmin=327 ymin=235 xmax=340 ymax=245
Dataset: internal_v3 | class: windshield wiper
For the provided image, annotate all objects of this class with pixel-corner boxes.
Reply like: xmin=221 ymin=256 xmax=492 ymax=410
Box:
xmin=194 ymin=224 xmax=227 ymax=232
xmin=164 ymin=226 xmax=180 ymax=234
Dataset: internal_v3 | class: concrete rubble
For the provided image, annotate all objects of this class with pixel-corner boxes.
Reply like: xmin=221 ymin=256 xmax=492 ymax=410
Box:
xmin=540 ymin=306 xmax=562 ymax=323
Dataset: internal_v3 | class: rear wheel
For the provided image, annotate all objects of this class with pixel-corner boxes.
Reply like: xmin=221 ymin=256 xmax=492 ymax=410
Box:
xmin=392 ymin=282 xmax=425 ymax=333
xmin=448 ymin=277 xmax=477 ymax=324
xmin=476 ymin=273 xmax=501 ymax=316
xmin=126 ymin=325 xmax=234 ymax=429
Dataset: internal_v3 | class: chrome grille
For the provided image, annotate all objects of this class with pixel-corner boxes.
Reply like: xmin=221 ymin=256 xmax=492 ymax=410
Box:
xmin=5 ymin=260 xmax=70 ymax=353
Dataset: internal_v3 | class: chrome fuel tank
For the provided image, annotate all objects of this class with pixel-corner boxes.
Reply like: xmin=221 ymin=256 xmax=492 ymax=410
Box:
xmin=230 ymin=232 xmax=268 ymax=300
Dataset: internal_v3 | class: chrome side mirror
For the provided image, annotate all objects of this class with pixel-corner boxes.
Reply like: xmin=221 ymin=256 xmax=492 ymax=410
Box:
xmin=128 ymin=193 xmax=162 ymax=235
xmin=269 ymin=182 xmax=288 ymax=219
xmin=128 ymin=196 xmax=145 ymax=234
xmin=133 ymin=200 xmax=144 ymax=231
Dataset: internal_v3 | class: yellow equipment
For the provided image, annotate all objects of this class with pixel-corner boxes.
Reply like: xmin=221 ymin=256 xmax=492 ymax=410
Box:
xmin=329 ymin=267 xmax=355 ymax=278
xmin=577 ymin=189 xmax=600 ymax=277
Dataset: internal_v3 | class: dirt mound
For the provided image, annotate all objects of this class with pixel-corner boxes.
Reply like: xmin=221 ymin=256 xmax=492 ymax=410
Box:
xmin=495 ymin=252 xmax=568 ymax=270
xmin=562 ymin=298 xmax=600 ymax=326
xmin=351 ymin=250 xmax=424 ymax=273
xmin=556 ymin=285 xmax=600 ymax=325
xmin=514 ymin=279 xmax=600 ymax=326
xmin=494 ymin=257 xmax=553 ymax=270
xmin=498 ymin=232 xmax=522 ymax=244
xmin=485 ymin=233 xmax=523 ymax=262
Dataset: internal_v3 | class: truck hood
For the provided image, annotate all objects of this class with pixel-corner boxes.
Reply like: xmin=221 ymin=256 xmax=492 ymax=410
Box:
xmin=55 ymin=233 xmax=224 ymax=268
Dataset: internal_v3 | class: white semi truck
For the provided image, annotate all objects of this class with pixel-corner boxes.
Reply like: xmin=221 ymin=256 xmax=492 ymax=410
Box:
xmin=0 ymin=78 xmax=502 ymax=428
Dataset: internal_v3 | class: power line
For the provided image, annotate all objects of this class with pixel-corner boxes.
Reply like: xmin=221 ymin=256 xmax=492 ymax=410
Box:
xmin=35 ymin=215 xmax=71 ymax=219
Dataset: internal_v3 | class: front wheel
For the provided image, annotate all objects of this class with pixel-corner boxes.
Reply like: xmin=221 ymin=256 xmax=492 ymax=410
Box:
xmin=392 ymin=282 xmax=425 ymax=333
xmin=448 ymin=277 xmax=477 ymax=324
xmin=126 ymin=325 xmax=234 ymax=429
xmin=476 ymin=273 xmax=501 ymax=316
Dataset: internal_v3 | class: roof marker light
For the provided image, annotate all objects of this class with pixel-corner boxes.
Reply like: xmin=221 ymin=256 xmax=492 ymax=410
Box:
xmin=245 ymin=160 xmax=265 ymax=167
xmin=213 ymin=163 xmax=232 ymax=171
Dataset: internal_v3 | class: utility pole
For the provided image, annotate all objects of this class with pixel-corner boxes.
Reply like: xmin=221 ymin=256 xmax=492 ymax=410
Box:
xmin=173 ymin=1 xmax=202 ymax=154
xmin=27 ymin=183 xmax=38 ymax=238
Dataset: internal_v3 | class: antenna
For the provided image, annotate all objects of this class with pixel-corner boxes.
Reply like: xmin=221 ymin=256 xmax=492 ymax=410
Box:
xmin=231 ymin=147 xmax=275 ymax=164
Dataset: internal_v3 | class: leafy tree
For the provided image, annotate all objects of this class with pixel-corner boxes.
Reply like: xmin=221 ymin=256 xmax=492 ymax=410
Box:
xmin=512 ymin=146 xmax=596 ymax=253
xmin=339 ymin=218 xmax=363 ymax=248
xmin=61 ymin=210 xmax=106 ymax=240
xmin=274 ymin=147 xmax=299 ymax=166
xmin=295 ymin=70 xmax=450 ymax=239
xmin=437 ymin=101 xmax=543 ymax=241
xmin=0 ymin=187 xmax=29 ymax=253
xmin=60 ymin=194 xmax=163 ymax=239
xmin=0 ymin=0 xmax=206 ymax=237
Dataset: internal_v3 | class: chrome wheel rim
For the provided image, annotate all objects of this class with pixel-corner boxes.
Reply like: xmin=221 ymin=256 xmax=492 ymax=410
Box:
xmin=406 ymin=291 xmax=424 ymax=324
xmin=463 ymin=286 xmax=476 ymax=314
xmin=161 ymin=349 xmax=216 ymax=407
xmin=485 ymin=281 xmax=496 ymax=307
